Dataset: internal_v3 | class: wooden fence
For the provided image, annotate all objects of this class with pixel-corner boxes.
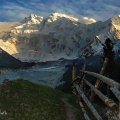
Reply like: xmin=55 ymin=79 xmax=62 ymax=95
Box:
xmin=72 ymin=64 xmax=120 ymax=120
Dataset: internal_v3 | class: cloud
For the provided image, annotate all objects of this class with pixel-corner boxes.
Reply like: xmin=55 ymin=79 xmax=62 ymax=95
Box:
xmin=0 ymin=0 xmax=120 ymax=22
xmin=77 ymin=16 xmax=96 ymax=24
xmin=0 ymin=1 xmax=33 ymax=21
xmin=80 ymin=0 xmax=120 ymax=21
xmin=83 ymin=17 xmax=96 ymax=22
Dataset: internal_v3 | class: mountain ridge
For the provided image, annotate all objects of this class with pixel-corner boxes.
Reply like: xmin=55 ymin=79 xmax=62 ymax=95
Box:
xmin=0 ymin=13 xmax=120 ymax=62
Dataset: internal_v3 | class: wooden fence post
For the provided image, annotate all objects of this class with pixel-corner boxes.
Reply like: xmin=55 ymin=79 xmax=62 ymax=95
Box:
xmin=90 ymin=57 xmax=109 ymax=101
xmin=72 ymin=61 xmax=76 ymax=82
xmin=118 ymin=101 xmax=120 ymax=120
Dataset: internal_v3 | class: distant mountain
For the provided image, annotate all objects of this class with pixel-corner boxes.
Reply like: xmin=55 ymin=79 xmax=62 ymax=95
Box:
xmin=0 ymin=48 xmax=23 ymax=68
xmin=0 ymin=13 xmax=120 ymax=62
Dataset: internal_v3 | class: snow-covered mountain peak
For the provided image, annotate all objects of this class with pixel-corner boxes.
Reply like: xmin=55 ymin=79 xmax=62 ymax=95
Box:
xmin=46 ymin=12 xmax=79 ymax=23
xmin=45 ymin=12 xmax=97 ymax=25
xmin=0 ymin=13 xmax=120 ymax=62
xmin=21 ymin=14 xmax=43 ymax=24
xmin=111 ymin=15 xmax=120 ymax=25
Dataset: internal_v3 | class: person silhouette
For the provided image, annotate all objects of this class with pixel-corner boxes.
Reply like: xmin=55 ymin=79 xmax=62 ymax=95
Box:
xmin=103 ymin=38 xmax=114 ymax=58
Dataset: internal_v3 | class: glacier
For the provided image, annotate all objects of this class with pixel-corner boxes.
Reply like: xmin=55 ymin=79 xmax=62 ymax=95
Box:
xmin=0 ymin=64 xmax=67 ymax=88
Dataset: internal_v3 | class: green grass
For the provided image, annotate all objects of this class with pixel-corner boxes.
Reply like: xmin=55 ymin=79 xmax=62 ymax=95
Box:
xmin=0 ymin=79 xmax=84 ymax=120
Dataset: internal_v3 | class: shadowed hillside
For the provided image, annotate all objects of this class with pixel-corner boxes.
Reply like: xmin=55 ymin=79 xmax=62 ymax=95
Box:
xmin=0 ymin=48 xmax=36 ymax=69
xmin=0 ymin=48 xmax=23 ymax=69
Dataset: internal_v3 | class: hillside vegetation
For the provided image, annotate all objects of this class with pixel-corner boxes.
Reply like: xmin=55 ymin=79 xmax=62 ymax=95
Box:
xmin=0 ymin=79 xmax=84 ymax=120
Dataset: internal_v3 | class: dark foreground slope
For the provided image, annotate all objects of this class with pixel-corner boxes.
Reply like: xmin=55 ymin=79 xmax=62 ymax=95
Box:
xmin=0 ymin=79 xmax=84 ymax=120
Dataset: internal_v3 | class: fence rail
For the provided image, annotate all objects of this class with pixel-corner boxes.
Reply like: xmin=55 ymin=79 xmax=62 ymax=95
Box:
xmin=72 ymin=65 xmax=120 ymax=120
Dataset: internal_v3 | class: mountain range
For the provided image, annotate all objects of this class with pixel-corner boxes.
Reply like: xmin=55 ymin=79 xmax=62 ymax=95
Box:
xmin=0 ymin=12 xmax=120 ymax=62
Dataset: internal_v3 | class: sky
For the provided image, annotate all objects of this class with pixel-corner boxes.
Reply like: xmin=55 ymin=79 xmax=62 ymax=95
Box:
xmin=0 ymin=0 xmax=120 ymax=22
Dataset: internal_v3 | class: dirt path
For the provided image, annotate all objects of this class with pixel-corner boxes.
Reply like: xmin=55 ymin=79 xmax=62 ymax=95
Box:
xmin=62 ymin=98 xmax=77 ymax=120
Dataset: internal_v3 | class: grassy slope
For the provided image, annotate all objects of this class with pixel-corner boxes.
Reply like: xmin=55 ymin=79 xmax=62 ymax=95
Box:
xmin=0 ymin=79 xmax=84 ymax=120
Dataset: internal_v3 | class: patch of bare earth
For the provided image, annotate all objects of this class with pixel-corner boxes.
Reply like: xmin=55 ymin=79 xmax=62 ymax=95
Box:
xmin=62 ymin=98 xmax=77 ymax=120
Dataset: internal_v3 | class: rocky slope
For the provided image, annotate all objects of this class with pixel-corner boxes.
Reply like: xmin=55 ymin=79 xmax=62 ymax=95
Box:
xmin=0 ymin=13 xmax=120 ymax=62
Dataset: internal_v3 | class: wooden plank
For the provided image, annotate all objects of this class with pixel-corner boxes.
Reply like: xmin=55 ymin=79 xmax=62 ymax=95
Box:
xmin=72 ymin=63 xmax=76 ymax=81
xmin=83 ymin=71 xmax=120 ymax=88
xmin=110 ymin=87 xmax=120 ymax=101
xmin=74 ymin=84 xmax=103 ymax=120
xmin=84 ymin=79 xmax=117 ymax=109
xmin=118 ymin=101 xmax=120 ymax=120
xmin=95 ymin=57 xmax=108 ymax=89
xmin=110 ymin=87 xmax=120 ymax=119
xmin=81 ymin=60 xmax=87 ymax=72
xmin=79 ymin=101 xmax=91 ymax=120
